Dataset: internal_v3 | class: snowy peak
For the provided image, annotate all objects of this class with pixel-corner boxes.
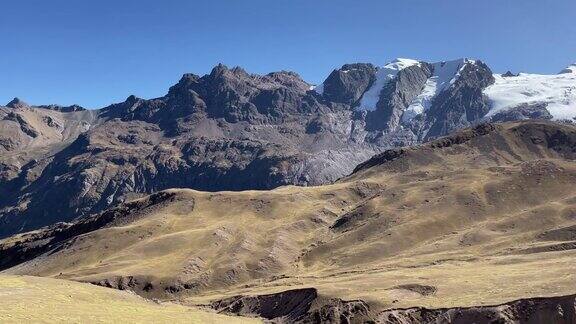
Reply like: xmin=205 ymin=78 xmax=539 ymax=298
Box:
xmin=282 ymin=57 xmax=575 ymax=126
xmin=402 ymin=59 xmax=467 ymax=122
xmin=355 ymin=58 xmax=477 ymax=113
xmin=383 ymin=58 xmax=421 ymax=71
xmin=432 ymin=58 xmax=476 ymax=84
xmin=430 ymin=59 xmax=474 ymax=90
xmin=484 ymin=67 xmax=576 ymax=121
xmin=313 ymin=58 xmax=421 ymax=106
xmin=400 ymin=58 xmax=481 ymax=123
xmin=357 ymin=58 xmax=422 ymax=111
xmin=356 ymin=58 xmax=482 ymax=112
xmin=559 ymin=63 xmax=576 ymax=74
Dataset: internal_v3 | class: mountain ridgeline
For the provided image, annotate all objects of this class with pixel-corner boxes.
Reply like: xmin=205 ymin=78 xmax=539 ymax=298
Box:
xmin=0 ymin=58 xmax=575 ymax=237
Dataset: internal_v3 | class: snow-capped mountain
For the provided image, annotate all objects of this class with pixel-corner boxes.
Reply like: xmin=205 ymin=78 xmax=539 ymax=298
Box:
xmin=315 ymin=57 xmax=495 ymax=138
xmin=315 ymin=58 xmax=576 ymax=131
xmin=484 ymin=65 xmax=576 ymax=121
xmin=559 ymin=63 xmax=576 ymax=74
xmin=357 ymin=58 xmax=421 ymax=111
xmin=402 ymin=59 xmax=476 ymax=123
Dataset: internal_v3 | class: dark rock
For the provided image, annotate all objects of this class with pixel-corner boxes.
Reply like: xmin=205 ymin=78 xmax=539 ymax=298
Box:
xmin=210 ymin=287 xmax=576 ymax=323
xmin=423 ymin=60 xmax=495 ymax=140
xmin=5 ymin=97 xmax=29 ymax=109
xmin=352 ymin=148 xmax=407 ymax=174
xmin=37 ymin=104 xmax=86 ymax=112
xmin=211 ymin=288 xmax=318 ymax=321
xmin=3 ymin=112 xmax=39 ymax=137
xmin=366 ymin=63 xmax=432 ymax=131
xmin=489 ymin=102 xmax=553 ymax=122
xmin=502 ymin=71 xmax=518 ymax=77
xmin=302 ymin=299 xmax=372 ymax=324
xmin=378 ymin=294 xmax=576 ymax=324
xmin=321 ymin=63 xmax=377 ymax=105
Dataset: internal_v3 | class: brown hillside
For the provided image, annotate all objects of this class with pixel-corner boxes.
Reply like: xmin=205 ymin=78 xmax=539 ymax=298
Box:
xmin=1 ymin=120 xmax=575 ymax=321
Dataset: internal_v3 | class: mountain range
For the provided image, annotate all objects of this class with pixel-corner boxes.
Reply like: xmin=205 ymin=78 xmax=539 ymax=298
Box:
xmin=1 ymin=58 xmax=574 ymax=238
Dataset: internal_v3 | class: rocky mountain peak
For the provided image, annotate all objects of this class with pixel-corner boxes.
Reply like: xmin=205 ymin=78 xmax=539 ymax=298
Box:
xmin=205 ymin=63 xmax=250 ymax=91
xmin=167 ymin=73 xmax=201 ymax=97
xmin=6 ymin=97 xmax=30 ymax=109
xmin=229 ymin=66 xmax=248 ymax=76
xmin=502 ymin=71 xmax=518 ymax=77
xmin=320 ymin=63 xmax=377 ymax=105
xmin=36 ymin=104 xmax=86 ymax=112
xmin=180 ymin=73 xmax=201 ymax=82
xmin=125 ymin=94 xmax=141 ymax=104
xmin=260 ymin=71 xmax=310 ymax=93
xmin=341 ymin=63 xmax=377 ymax=71
xmin=209 ymin=63 xmax=234 ymax=78
xmin=267 ymin=70 xmax=300 ymax=78
xmin=559 ymin=63 xmax=576 ymax=74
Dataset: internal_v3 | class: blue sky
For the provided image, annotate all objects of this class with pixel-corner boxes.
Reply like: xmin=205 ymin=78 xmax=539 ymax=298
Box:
xmin=1 ymin=0 xmax=575 ymax=108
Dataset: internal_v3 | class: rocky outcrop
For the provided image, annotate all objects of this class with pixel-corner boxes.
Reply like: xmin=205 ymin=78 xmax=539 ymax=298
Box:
xmin=378 ymin=294 xmax=576 ymax=324
xmin=211 ymin=288 xmax=319 ymax=322
xmin=366 ymin=63 xmax=432 ymax=132
xmin=5 ymin=97 xmax=30 ymax=109
xmin=211 ymin=288 xmax=374 ymax=323
xmin=139 ymin=65 xmax=318 ymax=124
xmin=3 ymin=112 xmax=39 ymax=138
xmin=488 ymin=102 xmax=553 ymax=122
xmin=5 ymin=98 xmax=86 ymax=112
xmin=321 ymin=63 xmax=377 ymax=105
xmin=502 ymin=71 xmax=518 ymax=77
xmin=210 ymin=288 xmax=576 ymax=323
xmin=559 ymin=63 xmax=576 ymax=74
xmin=422 ymin=60 xmax=495 ymax=139
xmin=37 ymin=104 xmax=86 ymax=112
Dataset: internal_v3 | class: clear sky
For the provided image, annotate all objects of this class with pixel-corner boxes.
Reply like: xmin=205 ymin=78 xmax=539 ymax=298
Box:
xmin=2 ymin=0 xmax=575 ymax=108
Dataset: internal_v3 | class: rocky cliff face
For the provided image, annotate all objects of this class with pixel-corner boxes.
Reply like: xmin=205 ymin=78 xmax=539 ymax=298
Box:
xmin=0 ymin=58 xmax=572 ymax=237
xmin=421 ymin=60 xmax=495 ymax=139
xmin=320 ymin=63 xmax=377 ymax=105
xmin=211 ymin=288 xmax=576 ymax=324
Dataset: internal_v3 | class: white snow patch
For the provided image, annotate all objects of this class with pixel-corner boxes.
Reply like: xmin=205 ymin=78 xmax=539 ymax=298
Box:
xmin=402 ymin=59 xmax=474 ymax=122
xmin=312 ymin=83 xmax=324 ymax=95
xmin=357 ymin=58 xmax=421 ymax=111
xmin=484 ymin=72 xmax=576 ymax=120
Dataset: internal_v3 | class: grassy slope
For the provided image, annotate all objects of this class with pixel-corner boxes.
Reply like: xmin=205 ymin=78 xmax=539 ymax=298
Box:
xmin=2 ymin=121 xmax=576 ymax=313
xmin=0 ymin=275 xmax=258 ymax=323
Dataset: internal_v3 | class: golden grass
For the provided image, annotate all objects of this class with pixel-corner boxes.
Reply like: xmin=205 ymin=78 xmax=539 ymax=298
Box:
xmin=0 ymin=275 xmax=259 ymax=323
